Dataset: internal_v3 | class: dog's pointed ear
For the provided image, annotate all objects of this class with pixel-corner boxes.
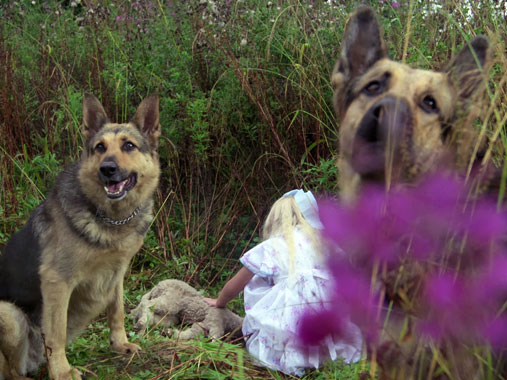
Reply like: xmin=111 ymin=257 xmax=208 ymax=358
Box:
xmin=131 ymin=95 xmax=161 ymax=147
xmin=445 ymin=36 xmax=490 ymax=101
xmin=332 ymin=6 xmax=387 ymax=92
xmin=82 ymin=94 xmax=109 ymax=140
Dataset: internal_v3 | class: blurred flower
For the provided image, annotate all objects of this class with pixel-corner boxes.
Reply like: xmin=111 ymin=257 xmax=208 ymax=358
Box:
xmin=461 ymin=199 xmax=507 ymax=250
xmin=483 ymin=317 xmax=507 ymax=350
xmin=299 ymin=258 xmax=381 ymax=345
xmin=319 ymin=187 xmax=402 ymax=266
xmin=329 ymin=259 xmax=382 ymax=343
xmin=300 ymin=172 xmax=507 ymax=350
xmin=476 ymin=256 xmax=507 ymax=301
xmin=419 ymin=267 xmax=507 ymax=349
xmin=418 ymin=273 xmax=477 ymax=341
xmin=298 ymin=308 xmax=346 ymax=346
xmin=321 ymin=173 xmax=505 ymax=268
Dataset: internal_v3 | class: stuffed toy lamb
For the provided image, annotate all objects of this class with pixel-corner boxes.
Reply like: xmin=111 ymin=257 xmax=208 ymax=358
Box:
xmin=131 ymin=279 xmax=243 ymax=340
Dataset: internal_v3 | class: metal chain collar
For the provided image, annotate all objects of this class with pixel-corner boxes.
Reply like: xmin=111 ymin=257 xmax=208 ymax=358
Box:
xmin=98 ymin=206 xmax=141 ymax=226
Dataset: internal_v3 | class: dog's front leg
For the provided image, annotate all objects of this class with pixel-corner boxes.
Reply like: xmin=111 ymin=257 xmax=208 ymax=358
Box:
xmin=41 ymin=278 xmax=81 ymax=380
xmin=107 ymin=280 xmax=140 ymax=355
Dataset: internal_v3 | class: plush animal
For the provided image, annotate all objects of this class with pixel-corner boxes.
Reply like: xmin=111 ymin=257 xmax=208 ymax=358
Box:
xmin=131 ymin=279 xmax=243 ymax=341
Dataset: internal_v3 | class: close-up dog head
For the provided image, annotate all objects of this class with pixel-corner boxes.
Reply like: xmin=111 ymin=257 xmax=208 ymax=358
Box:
xmin=332 ymin=6 xmax=490 ymax=201
xmin=78 ymin=95 xmax=161 ymax=213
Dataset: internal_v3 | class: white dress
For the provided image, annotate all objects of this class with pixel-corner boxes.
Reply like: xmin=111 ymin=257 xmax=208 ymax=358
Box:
xmin=240 ymin=227 xmax=362 ymax=376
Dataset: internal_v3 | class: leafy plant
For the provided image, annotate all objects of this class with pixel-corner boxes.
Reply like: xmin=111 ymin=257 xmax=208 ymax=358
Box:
xmin=0 ymin=0 xmax=506 ymax=379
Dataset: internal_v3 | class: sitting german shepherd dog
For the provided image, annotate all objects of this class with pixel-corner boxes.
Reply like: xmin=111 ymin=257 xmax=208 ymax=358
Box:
xmin=333 ymin=6 xmax=492 ymax=380
xmin=0 ymin=95 xmax=161 ymax=380
xmin=334 ymin=7 xmax=490 ymax=202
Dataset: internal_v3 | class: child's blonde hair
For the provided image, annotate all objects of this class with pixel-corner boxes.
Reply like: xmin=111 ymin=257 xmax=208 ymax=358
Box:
xmin=261 ymin=193 xmax=322 ymax=273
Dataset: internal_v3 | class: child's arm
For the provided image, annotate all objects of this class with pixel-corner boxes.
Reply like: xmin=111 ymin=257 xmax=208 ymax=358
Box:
xmin=204 ymin=266 xmax=254 ymax=308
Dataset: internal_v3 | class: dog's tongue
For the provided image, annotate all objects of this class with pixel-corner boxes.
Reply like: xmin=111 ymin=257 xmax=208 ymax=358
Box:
xmin=107 ymin=180 xmax=126 ymax=194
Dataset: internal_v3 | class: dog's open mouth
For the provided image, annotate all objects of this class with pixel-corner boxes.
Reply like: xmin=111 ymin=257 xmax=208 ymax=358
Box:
xmin=351 ymin=140 xmax=385 ymax=178
xmin=103 ymin=173 xmax=137 ymax=200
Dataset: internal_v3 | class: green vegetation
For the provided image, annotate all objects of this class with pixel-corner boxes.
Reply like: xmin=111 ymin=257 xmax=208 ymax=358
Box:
xmin=1 ymin=0 xmax=506 ymax=379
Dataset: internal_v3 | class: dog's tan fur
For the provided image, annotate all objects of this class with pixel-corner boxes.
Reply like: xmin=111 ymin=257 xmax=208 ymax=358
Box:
xmin=0 ymin=95 xmax=161 ymax=380
xmin=0 ymin=302 xmax=34 ymax=380
xmin=332 ymin=7 xmax=492 ymax=380
xmin=333 ymin=7 xmax=490 ymax=201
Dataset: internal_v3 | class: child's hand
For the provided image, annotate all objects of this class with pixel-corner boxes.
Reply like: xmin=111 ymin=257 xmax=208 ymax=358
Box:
xmin=204 ymin=297 xmax=221 ymax=308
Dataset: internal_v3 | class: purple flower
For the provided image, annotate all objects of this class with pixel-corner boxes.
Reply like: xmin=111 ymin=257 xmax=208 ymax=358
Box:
xmin=329 ymin=259 xmax=382 ymax=343
xmin=461 ymin=199 xmax=507 ymax=249
xmin=302 ymin=171 xmax=507 ymax=352
xmin=418 ymin=273 xmax=472 ymax=341
xmin=298 ymin=257 xmax=382 ymax=345
xmin=418 ymin=265 xmax=507 ymax=346
xmin=319 ymin=187 xmax=402 ymax=266
xmin=423 ymin=273 xmax=464 ymax=310
xmin=298 ymin=308 xmax=346 ymax=346
xmin=392 ymin=1 xmax=401 ymax=8
xmin=476 ymin=256 xmax=507 ymax=299
xmin=483 ymin=317 xmax=507 ymax=349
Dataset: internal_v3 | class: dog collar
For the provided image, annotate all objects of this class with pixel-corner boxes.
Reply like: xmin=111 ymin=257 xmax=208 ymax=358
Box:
xmin=97 ymin=206 xmax=141 ymax=226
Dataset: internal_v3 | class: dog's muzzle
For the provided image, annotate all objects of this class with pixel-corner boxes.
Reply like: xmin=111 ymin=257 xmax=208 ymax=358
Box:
xmin=351 ymin=96 xmax=412 ymax=180
xmin=99 ymin=160 xmax=137 ymax=200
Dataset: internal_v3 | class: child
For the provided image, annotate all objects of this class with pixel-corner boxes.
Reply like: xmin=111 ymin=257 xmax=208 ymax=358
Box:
xmin=204 ymin=189 xmax=362 ymax=376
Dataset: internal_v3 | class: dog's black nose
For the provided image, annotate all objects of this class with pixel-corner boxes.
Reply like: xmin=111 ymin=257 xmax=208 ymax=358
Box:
xmin=351 ymin=96 xmax=412 ymax=176
xmin=100 ymin=161 xmax=118 ymax=178
xmin=358 ymin=96 xmax=411 ymax=144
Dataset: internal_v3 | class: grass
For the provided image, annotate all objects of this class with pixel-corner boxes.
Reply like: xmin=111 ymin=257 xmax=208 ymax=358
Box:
xmin=66 ymin=332 xmax=369 ymax=380
xmin=0 ymin=0 xmax=506 ymax=379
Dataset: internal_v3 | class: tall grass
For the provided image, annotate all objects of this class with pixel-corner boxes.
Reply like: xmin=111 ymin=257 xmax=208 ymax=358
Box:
xmin=0 ymin=0 xmax=506 ymax=378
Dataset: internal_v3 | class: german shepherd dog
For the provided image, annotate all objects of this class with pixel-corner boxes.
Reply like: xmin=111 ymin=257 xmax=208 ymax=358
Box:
xmin=333 ymin=7 xmax=490 ymax=202
xmin=0 ymin=95 xmax=161 ymax=380
xmin=332 ymin=6 xmax=492 ymax=380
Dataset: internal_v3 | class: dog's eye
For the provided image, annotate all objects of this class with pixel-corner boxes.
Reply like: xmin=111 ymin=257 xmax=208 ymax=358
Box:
xmin=362 ymin=80 xmax=383 ymax=96
xmin=95 ymin=143 xmax=106 ymax=154
xmin=421 ymin=95 xmax=439 ymax=113
xmin=122 ymin=141 xmax=137 ymax=152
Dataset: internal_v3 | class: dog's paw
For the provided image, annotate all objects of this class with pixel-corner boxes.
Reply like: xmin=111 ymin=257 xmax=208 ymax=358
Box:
xmin=112 ymin=342 xmax=141 ymax=355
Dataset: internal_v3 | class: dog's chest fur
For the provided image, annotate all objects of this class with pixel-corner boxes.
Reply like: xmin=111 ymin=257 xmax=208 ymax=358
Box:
xmin=1 ymin=162 xmax=152 ymax=327
xmin=38 ymin=169 xmax=152 ymax=336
